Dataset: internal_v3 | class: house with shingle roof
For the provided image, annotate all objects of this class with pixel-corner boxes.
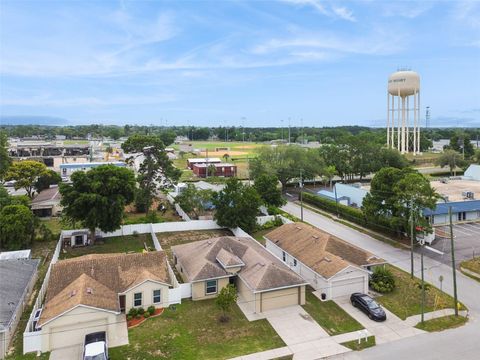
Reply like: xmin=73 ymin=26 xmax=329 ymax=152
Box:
xmin=36 ymin=251 xmax=172 ymax=353
xmin=172 ymin=236 xmax=308 ymax=314
xmin=264 ymin=223 xmax=386 ymax=300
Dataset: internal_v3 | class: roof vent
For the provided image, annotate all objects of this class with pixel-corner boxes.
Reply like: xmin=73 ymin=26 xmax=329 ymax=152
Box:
xmin=207 ymin=240 xmax=212 ymax=245
xmin=312 ymin=235 xmax=319 ymax=239
xmin=259 ymin=262 xmax=265 ymax=267
xmin=86 ymin=287 xmax=93 ymax=295
xmin=70 ymin=290 xmax=77 ymax=297
xmin=296 ymin=226 xmax=302 ymax=230
xmin=323 ymin=257 xmax=332 ymax=262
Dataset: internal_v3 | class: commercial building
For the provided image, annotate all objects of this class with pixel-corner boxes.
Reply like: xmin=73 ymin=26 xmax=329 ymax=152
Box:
xmin=192 ymin=163 xmax=237 ymax=178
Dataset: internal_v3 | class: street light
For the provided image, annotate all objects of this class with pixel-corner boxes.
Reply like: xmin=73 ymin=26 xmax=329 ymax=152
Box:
xmin=299 ymin=169 xmax=304 ymax=221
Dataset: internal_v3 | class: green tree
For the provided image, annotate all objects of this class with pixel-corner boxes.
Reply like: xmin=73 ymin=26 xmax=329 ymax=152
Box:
xmin=122 ymin=135 xmax=181 ymax=214
xmin=435 ymin=150 xmax=465 ymax=176
xmin=474 ymin=149 xmax=480 ymax=164
xmin=5 ymin=160 xmax=49 ymax=198
xmin=158 ymin=130 xmax=176 ymax=146
xmin=34 ymin=169 xmax=62 ymax=193
xmin=213 ymin=178 xmax=261 ymax=233
xmin=0 ymin=131 xmax=11 ymax=181
xmin=0 ymin=204 xmax=35 ymax=250
xmin=363 ymin=167 xmax=438 ymax=234
xmin=215 ymin=284 xmax=238 ymax=322
xmin=322 ymin=165 xmax=337 ymax=189
xmin=60 ymin=165 xmax=136 ymax=243
xmin=253 ymin=174 xmax=285 ymax=207
xmin=175 ymin=184 xmax=215 ymax=219
xmin=251 ymin=145 xmax=323 ymax=189
xmin=449 ymin=133 xmax=474 ymax=158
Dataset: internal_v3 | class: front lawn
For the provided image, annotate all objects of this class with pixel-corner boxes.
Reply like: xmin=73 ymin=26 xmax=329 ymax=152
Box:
xmin=302 ymin=290 xmax=363 ymax=336
xmin=414 ymin=315 xmax=468 ymax=332
xmin=109 ymin=299 xmax=285 ymax=360
xmin=376 ymin=265 xmax=464 ymax=320
xmin=59 ymin=234 xmax=154 ymax=259
xmin=461 ymin=257 xmax=480 ymax=275
xmin=341 ymin=336 xmax=376 ymax=351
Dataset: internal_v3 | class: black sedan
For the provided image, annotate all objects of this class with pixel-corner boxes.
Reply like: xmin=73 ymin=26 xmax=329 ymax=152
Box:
xmin=350 ymin=293 xmax=386 ymax=321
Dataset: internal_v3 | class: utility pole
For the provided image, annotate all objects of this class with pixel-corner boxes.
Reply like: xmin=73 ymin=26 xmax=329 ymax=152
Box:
xmin=449 ymin=206 xmax=459 ymax=316
xmin=410 ymin=199 xmax=415 ymax=279
xmin=420 ymin=238 xmax=425 ymax=324
xmin=281 ymin=119 xmax=284 ymax=141
xmin=300 ymin=169 xmax=304 ymax=221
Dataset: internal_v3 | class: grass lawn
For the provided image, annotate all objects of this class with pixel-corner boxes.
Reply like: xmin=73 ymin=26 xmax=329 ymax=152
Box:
xmin=251 ymin=226 xmax=281 ymax=246
xmin=376 ymin=265 xmax=465 ymax=320
xmin=414 ymin=315 xmax=468 ymax=332
xmin=302 ymin=290 xmax=363 ymax=336
xmin=59 ymin=234 xmax=154 ymax=259
xmin=109 ymin=299 xmax=285 ymax=360
xmin=461 ymin=257 xmax=480 ymax=275
xmin=341 ymin=336 xmax=376 ymax=351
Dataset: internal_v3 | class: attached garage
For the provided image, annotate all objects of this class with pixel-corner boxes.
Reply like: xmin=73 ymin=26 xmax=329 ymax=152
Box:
xmin=49 ymin=317 xmax=107 ymax=350
xmin=330 ymin=276 xmax=366 ymax=299
xmin=260 ymin=286 xmax=305 ymax=312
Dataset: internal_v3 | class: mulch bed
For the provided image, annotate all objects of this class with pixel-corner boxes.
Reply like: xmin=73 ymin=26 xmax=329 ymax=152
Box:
xmin=127 ymin=308 xmax=164 ymax=328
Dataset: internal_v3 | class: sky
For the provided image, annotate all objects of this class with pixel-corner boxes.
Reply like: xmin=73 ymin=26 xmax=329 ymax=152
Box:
xmin=0 ymin=0 xmax=479 ymax=128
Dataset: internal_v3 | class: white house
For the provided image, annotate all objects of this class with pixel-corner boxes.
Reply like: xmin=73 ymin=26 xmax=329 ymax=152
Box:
xmin=264 ymin=223 xmax=385 ymax=300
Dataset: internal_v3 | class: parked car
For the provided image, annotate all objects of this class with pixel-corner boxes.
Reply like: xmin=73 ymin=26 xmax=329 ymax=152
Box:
xmin=350 ymin=293 xmax=386 ymax=321
xmin=83 ymin=331 xmax=108 ymax=360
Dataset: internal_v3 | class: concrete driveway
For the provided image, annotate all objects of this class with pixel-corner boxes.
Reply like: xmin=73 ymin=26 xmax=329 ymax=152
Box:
xmin=49 ymin=344 xmax=83 ymax=360
xmin=262 ymin=305 xmax=329 ymax=345
xmin=334 ymin=296 xmax=425 ymax=344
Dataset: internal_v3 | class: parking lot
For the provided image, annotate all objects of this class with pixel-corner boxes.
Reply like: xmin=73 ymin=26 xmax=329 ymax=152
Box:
xmin=421 ymin=222 xmax=480 ymax=267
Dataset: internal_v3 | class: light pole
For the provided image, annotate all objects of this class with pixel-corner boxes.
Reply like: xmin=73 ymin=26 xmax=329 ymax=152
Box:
xmin=420 ymin=237 xmax=425 ymax=324
xmin=281 ymin=119 xmax=284 ymax=141
xmin=410 ymin=199 xmax=415 ymax=279
xmin=449 ymin=206 xmax=459 ymax=316
xmin=241 ymin=117 xmax=246 ymax=142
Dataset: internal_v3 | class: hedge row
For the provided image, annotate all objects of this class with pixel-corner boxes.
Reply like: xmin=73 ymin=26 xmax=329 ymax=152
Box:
xmin=302 ymin=192 xmax=398 ymax=238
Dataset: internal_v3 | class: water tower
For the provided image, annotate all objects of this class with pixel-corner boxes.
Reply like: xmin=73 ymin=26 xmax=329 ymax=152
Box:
xmin=386 ymin=70 xmax=421 ymax=154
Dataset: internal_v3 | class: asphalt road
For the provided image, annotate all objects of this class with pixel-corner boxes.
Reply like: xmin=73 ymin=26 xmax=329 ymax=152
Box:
xmin=281 ymin=201 xmax=480 ymax=360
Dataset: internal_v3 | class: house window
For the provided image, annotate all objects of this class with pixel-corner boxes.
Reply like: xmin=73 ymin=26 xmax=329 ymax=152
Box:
xmin=133 ymin=292 xmax=142 ymax=307
xmin=205 ymin=280 xmax=218 ymax=295
xmin=282 ymin=251 xmax=286 ymax=262
xmin=457 ymin=212 xmax=466 ymax=221
xmin=74 ymin=235 xmax=83 ymax=246
xmin=293 ymin=259 xmax=297 ymax=267
xmin=153 ymin=290 xmax=161 ymax=304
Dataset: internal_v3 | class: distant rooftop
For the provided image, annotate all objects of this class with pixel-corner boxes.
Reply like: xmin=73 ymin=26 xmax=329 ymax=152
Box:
xmin=431 ymin=179 xmax=480 ymax=202
xmin=0 ymin=259 xmax=39 ymax=330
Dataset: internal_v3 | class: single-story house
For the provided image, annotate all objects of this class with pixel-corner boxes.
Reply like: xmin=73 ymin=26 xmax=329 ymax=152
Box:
xmin=186 ymin=157 xmax=221 ymax=169
xmin=0 ymin=258 xmax=39 ymax=359
xmin=36 ymin=251 xmax=172 ymax=353
xmin=31 ymin=186 xmax=62 ymax=218
xmin=424 ymin=200 xmax=480 ymax=224
xmin=59 ymin=161 xmax=126 ymax=177
xmin=264 ymin=223 xmax=385 ymax=300
xmin=172 ymin=236 xmax=307 ymax=313
xmin=0 ymin=249 xmax=31 ymax=260
xmin=317 ymin=183 xmax=369 ymax=208
xmin=192 ymin=163 xmax=237 ymax=178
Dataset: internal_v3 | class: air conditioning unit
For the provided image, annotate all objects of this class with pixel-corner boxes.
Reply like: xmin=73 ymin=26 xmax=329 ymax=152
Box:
xmin=351 ymin=183 xmax=362 ymax=188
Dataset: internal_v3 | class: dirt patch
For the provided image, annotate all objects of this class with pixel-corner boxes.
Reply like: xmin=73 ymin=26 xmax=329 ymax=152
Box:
xmin=157 ymin=229 xmax=233 ymax=250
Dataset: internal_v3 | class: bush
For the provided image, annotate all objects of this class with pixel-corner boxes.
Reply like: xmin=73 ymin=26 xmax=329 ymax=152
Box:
xmin=147 ymin=305 xmax=156 ymax=315
xmin=267 ymin=205 xmax=281 ymax=215
xmin=370 ymin=266 xmax=396 ymax=293
xmin=143 ymin=312 xmax=150 ymax=318
xmin=137 ymin=307 xmax=145 ymax=315
xmin=126 ymin=315 xmax=132 ymax=321
xmin=128 ymin=308 xmax=138 ymax=317
xmin=135 ymin=314 xmax=142 ymax=319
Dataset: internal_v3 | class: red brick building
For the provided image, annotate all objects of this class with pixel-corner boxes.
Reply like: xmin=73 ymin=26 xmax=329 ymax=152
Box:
xmin=192 ymin=163 xmax=237 ymax=178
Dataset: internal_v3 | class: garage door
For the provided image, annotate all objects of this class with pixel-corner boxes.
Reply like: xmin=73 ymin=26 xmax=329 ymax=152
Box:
xmin=50 ymin=318 xmax=107 ymax=350
xmin=261 ymin=287 xmax=299 ymax=312
xmin=331 ymin=277 xmax=365 ymax=299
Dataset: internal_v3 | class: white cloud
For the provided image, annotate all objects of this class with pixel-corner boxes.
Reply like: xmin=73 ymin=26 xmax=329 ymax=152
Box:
xmin=381 ymin=2 xmax=433 ymax=19
xmin=280 ymin=0 xmax=356 ymax=22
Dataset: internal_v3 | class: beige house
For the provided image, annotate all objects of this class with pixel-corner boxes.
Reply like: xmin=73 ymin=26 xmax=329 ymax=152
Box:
xmin=265 ymin=223 xmax=385 ymax=300
xmin=31 ymin=186 xmax=62 ymax=218
xmin=172 ymin=236 xmax=307 ymax=313
xmin=37 ymin=251 xmax=172 ymax=353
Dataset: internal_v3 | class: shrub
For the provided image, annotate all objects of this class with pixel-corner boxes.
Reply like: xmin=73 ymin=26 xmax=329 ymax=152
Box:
xmin=126 ymin=315 xmax=132 ymax=321
xmin=147 ymin=305 xmax=156 ymax=315
xmin=135 ymin=314 xmax=141 ymax=319
xmin=128 ymin=308 xmax=138 ymax=317
xmin=267 ymin=205 xmax=281 ymax=215
xmin=370 ymin=266 xmax=396 ymax=293
xmin=137 ymin=307 xmax=145 ymax=315
xmin=143 ymin=312 xmax=150 ymax=318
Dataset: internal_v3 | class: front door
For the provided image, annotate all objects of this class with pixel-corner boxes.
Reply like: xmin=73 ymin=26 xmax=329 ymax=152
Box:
xmin=119 ymin=295 xmax=126 ymax=312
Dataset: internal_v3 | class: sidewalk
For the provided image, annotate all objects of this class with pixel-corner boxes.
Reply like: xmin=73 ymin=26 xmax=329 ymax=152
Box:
xmin=404 ymin=308 xmax=469 ymax=327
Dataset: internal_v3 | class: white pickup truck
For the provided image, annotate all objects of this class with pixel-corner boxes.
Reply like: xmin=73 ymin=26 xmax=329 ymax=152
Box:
xmin=83 ymin=332 xmax=109 ymax=360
